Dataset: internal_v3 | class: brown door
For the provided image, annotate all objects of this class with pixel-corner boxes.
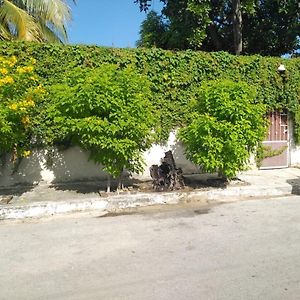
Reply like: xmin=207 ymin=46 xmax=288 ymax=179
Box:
xmin=260 ymin=110 xmax=289 ymax=169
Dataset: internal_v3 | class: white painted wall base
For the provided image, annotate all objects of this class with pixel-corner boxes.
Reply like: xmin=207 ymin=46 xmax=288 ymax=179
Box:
xmin=288 ymin=117 xmax=300 ymax=168
xmin=2 ymin=130 xmax=300 ymax=189
xmin=0 ymin=132 xmax=200 ymax=188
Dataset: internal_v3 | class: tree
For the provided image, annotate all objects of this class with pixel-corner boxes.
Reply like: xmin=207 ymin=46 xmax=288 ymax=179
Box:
xmin=242 ymin=0 xmax=300 ymax=56
xmin=178 ymin=80 xmax=267 ymax=179
xmin=135 ymin=0 xmax=300 ymax=56
xmin=137 ymin=0 xmax=205 ymax=50
xmin=44 ymin=64 xmax=155 ymax=190
xmin=136 ymin=11 xmax=167 ymax=48
xmin=0 ymin=0 xmax=74 ymax=43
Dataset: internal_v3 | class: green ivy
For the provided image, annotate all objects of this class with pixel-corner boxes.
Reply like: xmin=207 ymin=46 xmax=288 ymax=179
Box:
xmin=0 ymin=42 xmax=300 ymax=142
xmin=0 ymin=41 xmax=299 ymax=143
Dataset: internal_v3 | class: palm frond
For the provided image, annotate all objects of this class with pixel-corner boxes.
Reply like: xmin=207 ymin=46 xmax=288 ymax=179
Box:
xmin=19 ymin=0 xmax=71 ymax=42
xmin=0 ymin=0 xmax=41 ymax=41
xmin=38 ymin=19 xmax=63 ymax=43
xmin=0 ymin=22 xmax=11 ymax=40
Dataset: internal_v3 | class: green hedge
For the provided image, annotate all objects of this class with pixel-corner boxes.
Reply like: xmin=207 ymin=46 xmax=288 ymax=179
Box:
xmin=1 ymin=42 xmax=299 ymax=141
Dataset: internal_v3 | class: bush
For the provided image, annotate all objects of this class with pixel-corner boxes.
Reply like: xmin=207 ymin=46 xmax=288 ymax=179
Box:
xmin=43 ymin=64 xmax=155 ymax=178
xmin=0 ymin=43 xmax=298 ymax=143
xmin=0 ymin=56 xmax=45 ymax=160
xmin=178 ymin=80 xmax=268 ymax=179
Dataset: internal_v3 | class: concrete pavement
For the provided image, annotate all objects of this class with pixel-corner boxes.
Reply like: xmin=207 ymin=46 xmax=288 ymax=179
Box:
xmin=1 ymin=168 xmax=300 ymax=220
xmin=1 ymin=196 xmax=300 ymax=299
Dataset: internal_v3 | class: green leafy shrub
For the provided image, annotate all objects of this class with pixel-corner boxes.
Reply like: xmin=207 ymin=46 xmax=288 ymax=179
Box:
xmin=0 ymin=43 xmax=299 ymax=179
xmin=0 ymin=43 xmax=298 ymax=143
xmin=179 ymin=80 xmax=268 ymax=179
xmin=43 ymin=64 xmax=155 ymax=178
xmin=0 ymin=55 xmax=45 ymax=160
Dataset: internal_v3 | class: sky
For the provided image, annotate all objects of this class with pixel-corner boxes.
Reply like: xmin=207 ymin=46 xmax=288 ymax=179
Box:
xmin=68 ymin=0 xmax=163 ymax=48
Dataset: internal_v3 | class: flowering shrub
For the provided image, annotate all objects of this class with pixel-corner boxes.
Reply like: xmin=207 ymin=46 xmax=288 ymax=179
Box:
xmin=0 ymin=56 xmax=45 ymax=160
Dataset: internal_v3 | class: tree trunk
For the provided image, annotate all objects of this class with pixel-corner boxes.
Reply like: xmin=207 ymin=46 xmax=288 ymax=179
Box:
xmin=117 ymin=168 xmax=124 ymax=193
xmin=208 ymin=23 xmax=222 ymax=51
xmin=117 ymin=175 xmax=122 ymax=194
xmin=107 ymin=174 xmax=111 ymax=193
xmin=232 ymin=0 xmax=242 ymax=55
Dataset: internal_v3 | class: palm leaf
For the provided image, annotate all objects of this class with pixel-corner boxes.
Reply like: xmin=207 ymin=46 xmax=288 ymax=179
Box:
xmin=0 ymin=0 xmax=41 ymax=40
xmin=38 ymin=19 xmax=63 ymax=43
xmin=16 ymin=0 xmax=73 ymax=42
xmin=0 ymin=21 xmax=11 ymax=40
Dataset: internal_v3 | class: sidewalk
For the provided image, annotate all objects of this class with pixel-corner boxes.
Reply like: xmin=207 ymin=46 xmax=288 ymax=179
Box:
xmin=1 ymin=168 xmax=300 ymax=220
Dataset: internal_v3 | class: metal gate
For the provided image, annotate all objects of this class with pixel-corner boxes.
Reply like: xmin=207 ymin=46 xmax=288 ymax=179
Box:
xmin=260 ymin=110 xmax=289 ymax=169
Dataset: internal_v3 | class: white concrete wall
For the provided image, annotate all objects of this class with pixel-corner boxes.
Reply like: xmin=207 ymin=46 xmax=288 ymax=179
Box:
xmin=139 ymin=131 xmax=200 ymax=179
xmin=290 ymin=147 xmax=300 ymax=167
xmin=2 ymin=126 xmax=300 ymax=188
xmin=0 ymin=147 xmax=107 ymax=188
xmin=289 ymin=117 xmax=300 ymax=167
xmin=0 ymin=132 xmax=200 ymax=188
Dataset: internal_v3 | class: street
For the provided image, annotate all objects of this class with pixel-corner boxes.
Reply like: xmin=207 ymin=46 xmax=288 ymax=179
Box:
xmin=1 ymin=196 xmax=300 ymax=300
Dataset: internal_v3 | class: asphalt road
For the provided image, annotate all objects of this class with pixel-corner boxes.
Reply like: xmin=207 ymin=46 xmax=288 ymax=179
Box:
xmin=1 ymin=196 xmax=300 ymax=300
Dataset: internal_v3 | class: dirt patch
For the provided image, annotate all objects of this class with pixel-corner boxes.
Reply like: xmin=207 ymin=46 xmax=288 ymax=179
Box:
xmin=97 ymin=176 xmax=248 ymax=197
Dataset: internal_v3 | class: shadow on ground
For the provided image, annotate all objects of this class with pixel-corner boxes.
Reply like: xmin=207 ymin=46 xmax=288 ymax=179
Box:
xmin=49 ymin=174 xmax=247 ymax=195
xmin=0 ymin=184 xmax=35 ymax=204
xmin=0 ymin=174 xmax=248 ymax=205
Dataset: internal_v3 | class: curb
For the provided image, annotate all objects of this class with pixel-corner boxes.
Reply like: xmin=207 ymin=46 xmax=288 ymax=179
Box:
xmin=0 ymin=184 xmax=293 ymax=220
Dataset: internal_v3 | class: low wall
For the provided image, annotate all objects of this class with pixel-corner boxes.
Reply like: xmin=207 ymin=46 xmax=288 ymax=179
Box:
xmin=3 ymin=130 xmax=300 ymax=189
xmin=0 ymin=132 xmax=200 ymax=188
xmin=288 ymin=118 xmax=300 ymax=167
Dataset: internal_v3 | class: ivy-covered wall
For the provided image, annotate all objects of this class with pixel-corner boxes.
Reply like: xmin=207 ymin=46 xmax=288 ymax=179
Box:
xmin=1 ymin=42 xmax=299 ymax=141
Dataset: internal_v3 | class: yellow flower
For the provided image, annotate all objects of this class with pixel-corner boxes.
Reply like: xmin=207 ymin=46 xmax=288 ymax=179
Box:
xmin=27 ymin=99 xmax=35 ymax=107
xmin=17 ymin=66 xmax=34 ymax=74
xmin=29 ymin=75 xmax=37 ymax=81
xmin=34 ymin=85 xmax=46 ymax=94
xmin=25 ymin=66 xmax=33 ymax=72
xmin=9 ymin=56 xmax=17 ymax=67
xmin=17 ymin=67 xmax=25 ymax=74
xmin=22 ymin=150 xmax=31 ymax=158
xmin=9 ymin=103 xmax=18 ymax=110
xmin=5 ymin=76 xmax=13 ymax=83
xmin=16 ymin=98 xmax=35 ymax=111
xmin=0 ymin=56 xmax=16 ymax=67
xmin=0 ymin=68 xmax=8 ymax=75
xmin=21 ymin=116 xmax=30 ymax=126
xmin=22 ymin=97 xmax=35 ymax=107
xmin=0 ymin=76 xmax=14 ymax=84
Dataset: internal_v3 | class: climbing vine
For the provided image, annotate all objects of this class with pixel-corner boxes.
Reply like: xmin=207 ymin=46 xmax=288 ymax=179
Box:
xmin=0 ymin=43 xmax=298 ymax=143
xmin=0 ymin=42 xmax=299 ymax=177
